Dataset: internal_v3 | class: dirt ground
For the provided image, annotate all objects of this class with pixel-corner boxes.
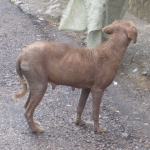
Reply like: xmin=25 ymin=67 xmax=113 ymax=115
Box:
xmin=0 ymin=1 xmax=150 ymax=150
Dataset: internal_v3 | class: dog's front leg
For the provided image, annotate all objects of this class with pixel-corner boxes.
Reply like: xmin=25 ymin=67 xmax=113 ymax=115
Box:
xmin=75 ymin=88 xmax=90 ymax=126
xmin=91 ymin=88 xmax=107 ymax=132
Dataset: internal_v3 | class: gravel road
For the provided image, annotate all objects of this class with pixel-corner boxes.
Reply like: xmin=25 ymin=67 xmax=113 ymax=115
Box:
xmin=0 ymin=1 xmax=150 ymax=149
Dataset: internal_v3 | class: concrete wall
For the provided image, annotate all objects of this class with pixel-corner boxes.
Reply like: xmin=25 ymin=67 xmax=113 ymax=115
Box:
xmin=128 ymin=0 xmax=150 ymax=22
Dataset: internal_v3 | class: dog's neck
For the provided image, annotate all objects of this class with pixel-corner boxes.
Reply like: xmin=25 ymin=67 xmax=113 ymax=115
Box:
xmin=101 ymin=32 xmax=131 ymax=63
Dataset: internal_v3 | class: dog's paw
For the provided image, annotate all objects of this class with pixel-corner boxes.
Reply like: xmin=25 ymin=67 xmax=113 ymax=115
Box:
xmin=29 ymin=121 xmax=44 ymax=133
xmin=94 ymin=125 xmax=107 ymax=133
xmin=75 ymin=119 xmax=86 ymax=126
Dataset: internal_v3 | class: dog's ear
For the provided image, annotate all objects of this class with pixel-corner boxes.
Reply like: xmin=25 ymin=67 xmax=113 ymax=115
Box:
xmin=127 ymin=27 xmax=137 ymax=44
xmin=102 ymin=24 xmax=114 ymax=34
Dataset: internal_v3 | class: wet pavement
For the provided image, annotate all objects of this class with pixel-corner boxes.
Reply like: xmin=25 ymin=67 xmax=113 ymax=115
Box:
xmin=0 ymin=1 xmax=150 ymax=149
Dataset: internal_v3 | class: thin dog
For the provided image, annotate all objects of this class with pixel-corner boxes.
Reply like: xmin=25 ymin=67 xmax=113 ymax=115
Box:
xmin=13 ymin=20 xmax=137 ymax=133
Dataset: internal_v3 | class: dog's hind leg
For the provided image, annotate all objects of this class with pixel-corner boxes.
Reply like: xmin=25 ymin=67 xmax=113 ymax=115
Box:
xmin=75 ymin=88 xmax=90 ymax=126
xmin=24 ymin=92 xmax=31 ymax=109
xmin=24 ymin=82 xmax=48 ymax=133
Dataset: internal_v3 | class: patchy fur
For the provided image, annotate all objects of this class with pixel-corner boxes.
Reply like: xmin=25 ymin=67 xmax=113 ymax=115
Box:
xmin=13 ymin=20 xmax=137 ymax=133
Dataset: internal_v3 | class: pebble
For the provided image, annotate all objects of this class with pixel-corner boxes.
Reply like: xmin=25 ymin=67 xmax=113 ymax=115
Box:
xmin=142 ymin=71 xmax=147 ymax=75
xmin=122 ymin=132 xmax=129 ymax=138
xmin=66 ymin=104 xmax=72 ymax=107
xmin=113 ymin=81 xmax=118 ymax=86
xmin=133 ymin=68 xmax=138 ymax=73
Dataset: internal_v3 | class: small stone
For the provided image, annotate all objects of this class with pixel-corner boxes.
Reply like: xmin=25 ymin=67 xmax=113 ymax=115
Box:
xmin=133 ymin=68 xmax=138 ymax=73
xmin=66 ymin=104 xmax=72 ymax=107
xmin=115 ymin=110 xmax=120 ymax=113
xmin=142 ymin=71 xmax=147 ymax=75
xmin=38 ymin=18 xmax=44 ymax=21
xmin=16 ymin=1 xmax=22 ymax=5
xmin=122 ymin=132 xmax=129 ymax=138
xmin=144 ymin=123 xmax=149 ymax=126
xmin=113 ymin=81 xmax=118 ymax=86
xmin=86 ymin=140 xmax=91 ymax=143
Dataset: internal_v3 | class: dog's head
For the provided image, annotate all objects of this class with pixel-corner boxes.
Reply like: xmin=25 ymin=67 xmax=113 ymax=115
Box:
xmin=102 ymin=20 xmax=138 ymax=44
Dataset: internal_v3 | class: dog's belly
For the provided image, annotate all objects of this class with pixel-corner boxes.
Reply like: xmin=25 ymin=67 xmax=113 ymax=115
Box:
xmin=49 ymin=79 xmax=93 ymax=89
xmin=48 ymin=72 xmax=94 ymax=90
xmin=49 ymin=81 xmax=76 ymax=91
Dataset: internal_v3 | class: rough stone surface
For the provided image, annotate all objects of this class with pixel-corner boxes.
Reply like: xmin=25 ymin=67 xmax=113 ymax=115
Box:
xmin=12 ymin=0 xmax=68 ymax=18
xmin=12 ymin=0 xmax=150 ymax=23
xmin=128 ymin=0 xmax=150 ymax=22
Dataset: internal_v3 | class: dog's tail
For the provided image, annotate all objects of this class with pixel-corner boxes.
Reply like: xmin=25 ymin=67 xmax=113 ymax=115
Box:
xmin=12 ymin=56 xmax=27 ymax=99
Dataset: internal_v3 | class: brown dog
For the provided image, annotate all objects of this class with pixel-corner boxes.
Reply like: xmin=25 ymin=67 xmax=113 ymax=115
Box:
xmin=12 ymin=20 xmax=137 ymax=133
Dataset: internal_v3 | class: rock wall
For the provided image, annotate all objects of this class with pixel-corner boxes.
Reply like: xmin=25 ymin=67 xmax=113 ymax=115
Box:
xmin=128 ymin=0 xmax=150 ymax=22
xmin=13 ymin=0 xmax=150 ymax=23
xmin=13 ymin=0 xmax=69 ymax=18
